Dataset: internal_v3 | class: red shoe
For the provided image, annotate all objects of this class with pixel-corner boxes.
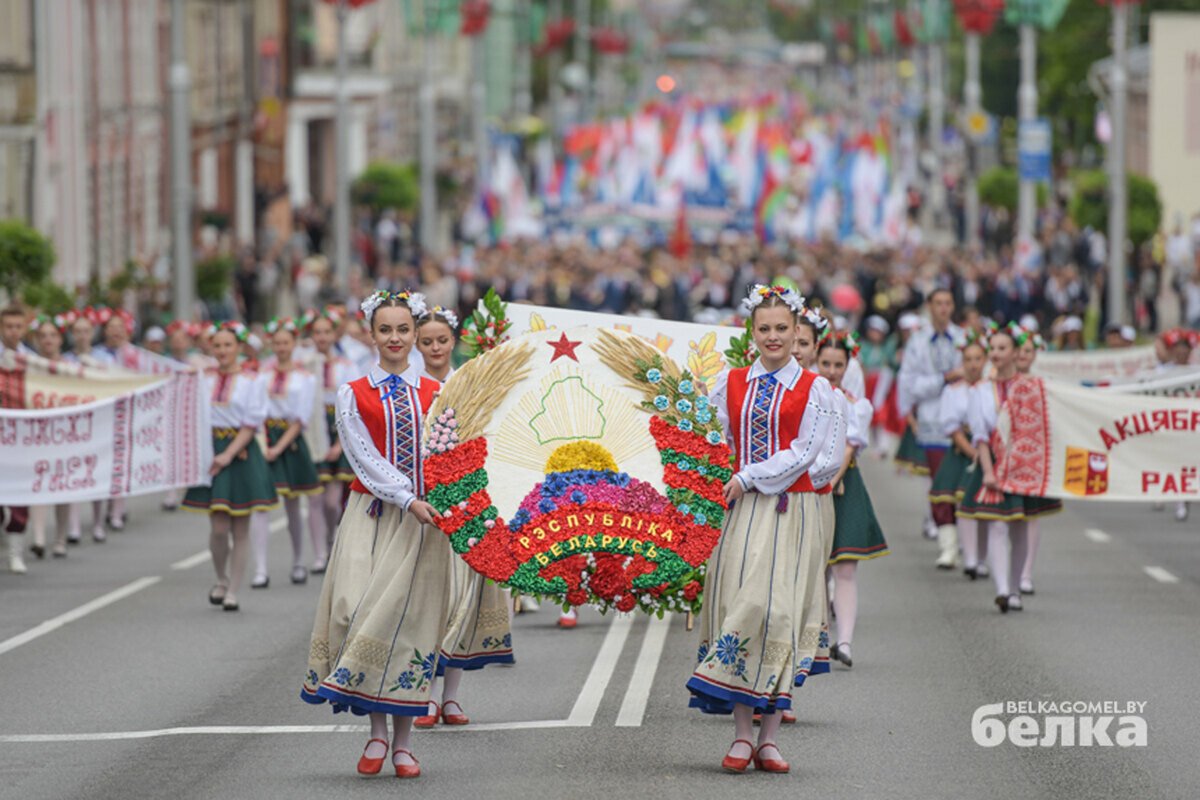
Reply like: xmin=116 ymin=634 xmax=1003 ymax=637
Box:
xmin=392 ymin=749 xmax=421 ymax=779
xmin=414 ymin=701 xmax=441 ymax=729
xmin=721 ymin=739 xmax=754 ymax=773
xmin=356 ymin=738 xmax=388 ymax=776
xmin=781 ymin=709 xmax=797 ymax=724
xmin=753 ymin=743 xmax=790 ymax=774
xmin=558 ymin=613 xmax=578 ymax=629
xmin=442 ymin=700 xmax=469 ymax=725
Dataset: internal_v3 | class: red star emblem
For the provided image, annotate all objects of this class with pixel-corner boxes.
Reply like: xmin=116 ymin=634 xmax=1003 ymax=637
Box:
xmin=547 ymin=332 xmax=582 ymax=363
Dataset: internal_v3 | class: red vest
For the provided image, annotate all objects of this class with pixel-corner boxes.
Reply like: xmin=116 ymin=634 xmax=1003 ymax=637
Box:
xmin=726 ymin=366 xmax=831 ymax=495
xmin=347 ymin=374 xmax=440 ymax=498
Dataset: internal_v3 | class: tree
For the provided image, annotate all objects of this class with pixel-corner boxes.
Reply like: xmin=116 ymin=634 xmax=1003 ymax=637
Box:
xmin=22 ymin=281 xmax=75 ymax=315
xmin=351 ymin=162 xmax=419 ymax=215
xmin=1070 ymin=170 xmax=1161 ymax=248
xmin=196 ymin=255 xmax=235 ymax=303
xmin=0 ymin=219 xmax=55 ymax=300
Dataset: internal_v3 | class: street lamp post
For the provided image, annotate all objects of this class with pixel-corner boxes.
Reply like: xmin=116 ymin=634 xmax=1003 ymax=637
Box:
xmin=954 ymin=0 xmax=1004 ymax=251
xmin=1016 ymin=21 xmax=1037 ymax=248
xmin=333 ymin=0 xmax=351 ymax=290
xmin=169 ymin=0 xmax=193 ymax=323
xmin=1107 ymin=1 xmax=1132 ymax=327
xmin=418 ymin=8 xmax=438 ymax=256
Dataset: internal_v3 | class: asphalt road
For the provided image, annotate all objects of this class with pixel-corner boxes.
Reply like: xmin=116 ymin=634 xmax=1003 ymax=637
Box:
xmin=2 ymin=459 xmax=1197 ymax=800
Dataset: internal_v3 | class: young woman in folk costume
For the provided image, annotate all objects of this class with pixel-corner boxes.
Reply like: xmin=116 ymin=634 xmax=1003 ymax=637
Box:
xmin=183 ymin=322 xmax=280 ymax=611
xmin=891 ymin=313 xmax=930 ymax=487
xmin=819 ymin=332 xmax=889 ymax=670
xmin=688 ymin=285 xmax=846 ymax=775
xmin=301 ymin=291 xmax=454 ymax=780
xmin=1015 ymin=330 xmax=1048 ymax=595
xmin=27 ymin=314 xmax=85 ymax=559
xmin=413 ymin=306 xmax=515 ymax=730
xmin=61 ymin=309 xmax=115 ymax=543
xmin=91 ymin=307 xmax=137 ymax=531
xmin=306 ymin=307 xmax=360 ymax=562
xmin=248 ymin=317 xmax=323 ymax=589
xmin=930 ymin=333 xmax=990 ymax=580
xmin=959 ymin=326 xmax=1062 ymax=613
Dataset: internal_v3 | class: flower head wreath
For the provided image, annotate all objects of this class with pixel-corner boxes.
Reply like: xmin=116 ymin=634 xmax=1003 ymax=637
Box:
xmin=959 ymin=329 xmax=990 ymax=353
xmin=740 ymin=284 xmax=806 ymax=317
xmin=265 ymin=316 xmax=299 ymax=335
xmin=34 ymin=312 xmax=74 ymax=334
xmin=826 ymin=330 xmax=860 ymax=359
xmin=420 ymin=305 xmax=460 ymax=331
xmin=301 ymin=305 xmax=345 ymax=333
xmin=209 ymin=320 xmax=250 ymax=343
xmin=360 ymin=290 xmax=428 ymax=326
xmin=1007 ymin=321 xmax=1033 ymax=348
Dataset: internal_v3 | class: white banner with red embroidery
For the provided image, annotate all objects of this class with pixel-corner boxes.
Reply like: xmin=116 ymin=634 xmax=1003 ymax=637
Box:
xmin=0 ymin=354 xmax=211 ymax=504
xmin=503 ymin=303 xmax=744 ymax=388
xmin=992 ymin=376 xmax=1200 ymax=503
xmin=1031 ymin=346 xmax=1160 ymax=381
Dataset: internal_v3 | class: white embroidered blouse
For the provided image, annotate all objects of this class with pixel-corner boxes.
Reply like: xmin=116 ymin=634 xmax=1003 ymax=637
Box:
xmin=204 ymin=370 xmax=269 ymax=430
xmin=265 ymin=367 xmax=317 ymax=426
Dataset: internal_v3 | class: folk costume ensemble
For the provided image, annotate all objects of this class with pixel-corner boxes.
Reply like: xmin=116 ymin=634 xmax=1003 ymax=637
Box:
xmin=183 ymin=369 xmax=280 ymax=516
xmin=315 ymin=352 xmax=359 ymax=484
xmin=688 ymin=358 xmax=846 ymax=714
xmin=428 ymin=367 xmax=515 ymax=674
xmin=302 ymin=363 xmax=458 ymax=716
xmin=928 ymin=379 xmax=978 ymax=508
xmin=830 ymin=389 xmax=888 ymax=563
xmin=264 ymin=365 xmax=323 ymax=497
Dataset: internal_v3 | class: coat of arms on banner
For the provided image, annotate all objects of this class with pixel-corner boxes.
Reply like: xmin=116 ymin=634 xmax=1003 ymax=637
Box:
xmin=421 ymin=327 xmax=731 ymax=616
xmin=1063 ymin=447 xmax=1109 ymax=497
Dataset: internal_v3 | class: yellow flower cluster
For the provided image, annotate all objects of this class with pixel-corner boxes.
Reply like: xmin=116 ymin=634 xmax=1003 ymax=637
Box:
xmin=545 ymin=441 xmax=619 ymax=474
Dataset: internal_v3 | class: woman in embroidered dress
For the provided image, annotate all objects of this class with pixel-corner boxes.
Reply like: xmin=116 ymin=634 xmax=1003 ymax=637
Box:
xmin=162 ymin=321 xmax=201 ymax=511
xmin=183 ymin=322 xmax=279 ymax=611
xmin=64 ymin=310 xmax=113 ymax=543
xmin=301 ymin=291 xmax=453 ymax=780
xmin=249 ymin=318 xmax=323 ymax=588
xmin=687 ymin=286 xmax=845 ymax=775
xmin=930 ymin=334 xmax=989 ymax=580
xmin=413 ymin=306 xmax=516 ymax=730
xmin=306 ymin=308 xmax=359 ymax=565
xmin=1015 ymin=331 xmax=1046 ymax=596
xmin=820 ymin=333 xmax=889 ymax=670
xmin=27 ymin=314 xmax=85 ymax=559
xmin=959 ymin=327 xmax=1061 ymax=613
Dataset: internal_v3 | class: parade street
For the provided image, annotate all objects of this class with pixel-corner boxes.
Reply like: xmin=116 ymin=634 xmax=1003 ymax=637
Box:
xmin=1 ymin=459 xmax=1196 ymax=800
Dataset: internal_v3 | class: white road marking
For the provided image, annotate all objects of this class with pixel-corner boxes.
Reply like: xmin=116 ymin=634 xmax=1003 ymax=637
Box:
xmin=0 ymin=720 xmax=583 ymax=743
xmin=170 ymin=516 xmax=287 ymax=571
xmin=566 ymin=614 xmax=634 ymax=726
xmin=1144 ymin=566 xmax=1180 ymax=584
xmin=0 ymin=576 xmax=162 ymax=657
xmin=615 ymin=613 xmax=672 ymax=728
xmin=1084 ymin=528 xmax=1112 ymax=544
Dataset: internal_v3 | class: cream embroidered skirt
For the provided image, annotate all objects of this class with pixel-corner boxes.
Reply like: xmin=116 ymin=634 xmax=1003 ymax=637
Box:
xmin=301 ymin=492 xmax=454 ymax=716
xmin=687 ymin=491 xmax=831 ymax=714
xmin=439 ymin=557 xmax=515 ymax=673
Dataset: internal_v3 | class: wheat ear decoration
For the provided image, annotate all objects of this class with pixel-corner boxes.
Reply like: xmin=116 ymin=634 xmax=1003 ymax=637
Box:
xmin=593 ymin=329 xmax=682 ymax=402
xmin=428 ymin=339 xmax=536 ymax=440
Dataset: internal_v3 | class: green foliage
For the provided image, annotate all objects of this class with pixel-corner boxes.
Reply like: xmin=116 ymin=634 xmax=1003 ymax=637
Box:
xmin=723 ymin=319 xmax=756 ymax=369
xmin=461 ymin=288 xmax=511 ymax=359
xmin=352 ymin=162 xmax=419 ymax=214
xmin=977 ymin=167 xmax=1047 ymax=212
xmin=1070 ymin=170 xmax=1162 ymax=247
xmin=196 ymin=255 xmax=236 ymax=303
xmin=0 ymin=219 xmax=56 ymax=300
xmin=22 ymin=280 xmax=75 ymax=315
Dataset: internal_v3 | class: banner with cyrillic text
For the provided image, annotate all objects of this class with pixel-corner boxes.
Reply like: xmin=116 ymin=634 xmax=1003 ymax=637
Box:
xmin=1 ymin=351 xmax=164 ymax=409
xmin=1031 ymin=346 xmax=1159 ymax=381
xmin=993 ymin=377 xmax=1200 ymax=502
xmin=0 ymin=360 xmax=211 ymax=504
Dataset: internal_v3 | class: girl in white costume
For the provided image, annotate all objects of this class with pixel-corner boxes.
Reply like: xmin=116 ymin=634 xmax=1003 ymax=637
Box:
xmin=183 ymin=322 xmax=280 ymax=611
xmin=687 ymin=286 xmax=845 ymax=775
xmin=301 ymin=291 xmax=454 ymax=780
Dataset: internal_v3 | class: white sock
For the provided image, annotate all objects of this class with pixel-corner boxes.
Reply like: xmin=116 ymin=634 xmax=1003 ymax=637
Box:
xmin=250 ymin=512 xmax=271 ymax=578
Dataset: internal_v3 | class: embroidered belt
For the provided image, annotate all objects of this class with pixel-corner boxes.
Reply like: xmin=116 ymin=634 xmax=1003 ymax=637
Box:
xmin=324 ymin=403 xmax=336 ymax=415
xmin=265 ymin=417 xmax=290 ymax=431
xmin=213 ymin=427 xmax=238 ymax=440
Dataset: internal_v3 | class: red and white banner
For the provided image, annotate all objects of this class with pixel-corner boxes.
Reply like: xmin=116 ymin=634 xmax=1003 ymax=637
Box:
xmin=0 ymin=352 xmax=211 ymax=504
xmin=1031 ymin=346 xmax=1160 ymax=382
xmin=993 ymin=376 xmax=1200 ymax=502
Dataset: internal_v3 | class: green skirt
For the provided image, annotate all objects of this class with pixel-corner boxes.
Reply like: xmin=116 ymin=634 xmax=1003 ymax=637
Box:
xmin=830 ymin=465 xmax=889 ymax=563
xmin=266 ymin=420 xmax=323 ymax=497
xmin=894 ymin=426 xmax=928 ymax=476
xmin=184 ymin=432 xmax=280 ymax=517
xmin=316 ymin=405 xmax=355 ymax=483
xmin=929 ymin=447 xmax=972 ymax=504
xmin=957 ymin=466 xmax=1064 ymax=522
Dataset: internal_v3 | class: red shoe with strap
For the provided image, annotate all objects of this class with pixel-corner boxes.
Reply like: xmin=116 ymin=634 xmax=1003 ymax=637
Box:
xmin=753 ymin=743 xmax=790 ymax=774
xmin=442 ymin=700 xmax=470 ymax=725
xmin=781 ymin=709 xmax=797 ymax=724
xmin=356 ymin=738 xmax=388 ymax=776
xmin=721 ymin=739 xmax=754 ymax=773
xmin=392 ymin=749 xmax=421 ymax=779
xmin=414 ymin=701 xmax=440 ymax=729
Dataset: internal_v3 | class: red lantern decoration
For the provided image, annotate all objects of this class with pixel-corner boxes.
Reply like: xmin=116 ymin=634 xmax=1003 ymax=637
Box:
xmin=952 ymin=0 xmax=1005 ymax=35
xmin=460 ymin=0 xmax=490 ymax=37
xmin=591 ymin=27 xmax=629 ymax=55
